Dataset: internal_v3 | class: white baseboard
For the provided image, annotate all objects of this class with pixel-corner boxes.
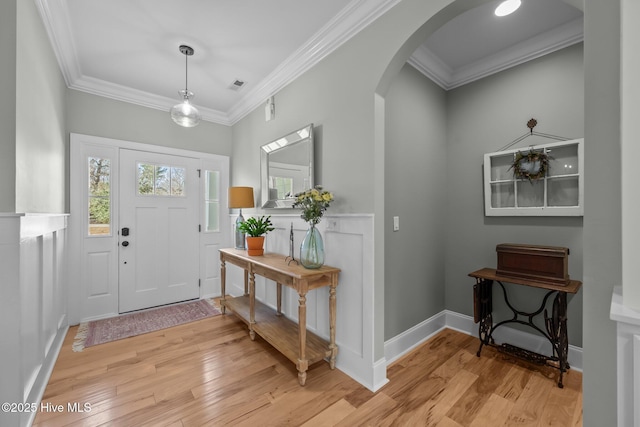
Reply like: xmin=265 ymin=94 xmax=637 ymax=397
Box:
xmin=25 ymin=323 xmax=69 ymax=427
xmin=385 ymin=310 xmax=583 ymax=372
xmin=385 ymin=311 xmax=447 ymax=365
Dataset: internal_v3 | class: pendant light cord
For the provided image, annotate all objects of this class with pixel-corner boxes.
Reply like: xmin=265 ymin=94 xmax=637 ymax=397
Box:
xmin=184 ymin=51 xmax=189 ymax=93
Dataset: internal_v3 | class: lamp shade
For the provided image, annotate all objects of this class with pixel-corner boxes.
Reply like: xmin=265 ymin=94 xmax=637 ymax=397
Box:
xmin=228 ymin=187 xmax=255 ymax=209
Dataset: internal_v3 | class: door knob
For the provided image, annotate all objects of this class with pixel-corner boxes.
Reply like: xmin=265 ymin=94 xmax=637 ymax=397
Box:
xmin=122 ymin=241 xmax=129 ymax=247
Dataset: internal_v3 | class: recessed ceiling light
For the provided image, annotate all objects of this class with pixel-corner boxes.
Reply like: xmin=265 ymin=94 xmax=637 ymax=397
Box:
xmin=495 ymin=0 xmax=521 ymax=17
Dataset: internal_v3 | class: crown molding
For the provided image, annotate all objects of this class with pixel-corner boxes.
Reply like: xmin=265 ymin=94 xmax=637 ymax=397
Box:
xmin=407 ymin=44 xmax=452 ymax=90
xmin=409 ymin=17 xmax=584 ymax=91
xmin=70 ymin=75 xmax=231 ymax=125
xmin=36 ymin=0 xmax=400 ymax=127
xmin=34 ymin=0 xmax=81 ymax=86
xmin=226 ymin=0 xmax=401 ymax=124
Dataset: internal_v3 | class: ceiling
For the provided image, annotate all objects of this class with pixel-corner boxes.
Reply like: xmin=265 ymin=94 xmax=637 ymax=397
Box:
xmin=35 ymin=0 xmax=583 ymax=126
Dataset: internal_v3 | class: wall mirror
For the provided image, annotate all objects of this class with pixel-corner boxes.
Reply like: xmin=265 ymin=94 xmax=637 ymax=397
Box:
xmin=261 ymin=123 xmax=314 ymax=208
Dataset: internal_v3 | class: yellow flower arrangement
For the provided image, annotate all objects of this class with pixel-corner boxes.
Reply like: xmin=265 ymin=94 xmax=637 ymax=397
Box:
xmin=292 ymin=185 xmax=334 ymax=225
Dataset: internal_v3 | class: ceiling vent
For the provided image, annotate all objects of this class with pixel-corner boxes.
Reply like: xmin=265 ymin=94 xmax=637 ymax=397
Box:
xmin=229 ymin=79 xmax=246 ymax=91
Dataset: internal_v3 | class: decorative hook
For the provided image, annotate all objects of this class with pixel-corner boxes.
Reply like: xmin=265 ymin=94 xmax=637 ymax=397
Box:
xmin=527 ymin=118 xmax=537 ymax=134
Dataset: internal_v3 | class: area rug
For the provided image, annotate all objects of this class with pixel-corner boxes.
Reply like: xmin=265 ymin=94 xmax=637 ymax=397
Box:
xmin=72 ymin=299 xmax=221 ymax=352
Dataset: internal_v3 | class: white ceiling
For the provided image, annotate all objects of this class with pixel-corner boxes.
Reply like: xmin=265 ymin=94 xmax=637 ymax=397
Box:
xmin=35 ymin=0 xmax=583 ymax=126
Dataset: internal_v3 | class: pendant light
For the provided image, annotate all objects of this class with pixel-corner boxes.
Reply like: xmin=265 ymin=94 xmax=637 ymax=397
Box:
xmin=170 ymin=45 xmax=201 ymax=127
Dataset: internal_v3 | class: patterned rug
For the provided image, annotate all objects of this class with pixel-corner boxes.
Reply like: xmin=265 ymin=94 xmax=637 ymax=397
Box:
xmin=72 ymin=299 xmax=221 ymax=352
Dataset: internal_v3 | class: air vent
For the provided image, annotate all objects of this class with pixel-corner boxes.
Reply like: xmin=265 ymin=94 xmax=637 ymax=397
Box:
xmin=228 ymin=79 xmax=246 ymax=91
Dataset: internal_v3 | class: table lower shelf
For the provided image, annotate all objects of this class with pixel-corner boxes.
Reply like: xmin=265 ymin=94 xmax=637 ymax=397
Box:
xmin=224 ymin=295 xmax=332 ymax=366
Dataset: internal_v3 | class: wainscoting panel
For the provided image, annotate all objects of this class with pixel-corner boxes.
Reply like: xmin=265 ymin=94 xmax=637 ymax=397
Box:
xmin=0 ymin=214 xmax=69 ymax=427
xmin=611 ymin=286 xmax=640 ymax=427
xmin=225 ymin=214 xmax=377 ymax=390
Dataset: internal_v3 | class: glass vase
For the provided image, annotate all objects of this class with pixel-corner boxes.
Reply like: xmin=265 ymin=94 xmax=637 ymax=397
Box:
xmin=300 ymin=224 xmax=324 ymax=269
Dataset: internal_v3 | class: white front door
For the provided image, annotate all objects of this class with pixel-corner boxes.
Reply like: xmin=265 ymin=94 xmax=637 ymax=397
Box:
xmin=69 ymin=133 xmax=230 ymax=323
xmin=118 ymin=149 xmax=200 ymax=312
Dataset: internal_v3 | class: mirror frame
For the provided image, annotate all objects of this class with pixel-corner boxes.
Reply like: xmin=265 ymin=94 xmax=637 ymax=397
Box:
xmin=260 ymin=123 xmax=314 ymax=208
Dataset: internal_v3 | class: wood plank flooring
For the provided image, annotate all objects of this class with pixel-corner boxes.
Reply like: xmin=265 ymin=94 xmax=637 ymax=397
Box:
xmin=33 ymin=311 xmax=582 ymax=426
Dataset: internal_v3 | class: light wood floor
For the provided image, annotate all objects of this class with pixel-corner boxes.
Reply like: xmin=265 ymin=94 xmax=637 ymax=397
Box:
xmin=33 ymin=311 xmax=582 ymax=426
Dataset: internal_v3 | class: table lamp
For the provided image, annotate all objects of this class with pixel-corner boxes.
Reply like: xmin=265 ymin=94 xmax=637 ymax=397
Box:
xmin=228 ymin=186 xmax=255 ymax=249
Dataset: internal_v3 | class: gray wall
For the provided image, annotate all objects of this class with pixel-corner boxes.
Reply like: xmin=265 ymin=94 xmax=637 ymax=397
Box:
xmin=382 ymin=44 xmax=584 ymax=345
xmin=384 ymin=64 xmax=447 ymax=340
xmin=231 ymin=0 xmax=499 ymax=362
xmin=15 ymin=0 xmax=67 ymax=214
xmin=445 ymin=43 xmax=584 ymax=346
xmin=0 ymin=1 xmax=18 ymax=213
xmin=583 ymin=0 xmax=620 ymax=425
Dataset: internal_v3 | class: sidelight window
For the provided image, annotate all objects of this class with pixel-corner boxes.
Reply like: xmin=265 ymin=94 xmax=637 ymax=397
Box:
xmin=88 ymin=157 xmax=111 ymax=235
xmin=204 ymin=170 xmax=220 ymax=232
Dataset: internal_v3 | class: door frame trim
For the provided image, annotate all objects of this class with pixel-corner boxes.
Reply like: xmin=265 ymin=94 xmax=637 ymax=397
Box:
xmin=69 ymin=133 xmax=230 ymax=324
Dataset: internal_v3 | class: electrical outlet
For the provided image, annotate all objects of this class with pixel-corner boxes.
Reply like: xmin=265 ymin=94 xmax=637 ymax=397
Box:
xmin=393 ymin=216 xmax=399 ymax=231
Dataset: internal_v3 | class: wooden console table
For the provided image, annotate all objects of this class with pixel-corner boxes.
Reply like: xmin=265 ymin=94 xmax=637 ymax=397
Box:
xmin=469 ymin=268 xmax=582 ymax=388
xmin=219 ymin=248 xmax=340 ymax=386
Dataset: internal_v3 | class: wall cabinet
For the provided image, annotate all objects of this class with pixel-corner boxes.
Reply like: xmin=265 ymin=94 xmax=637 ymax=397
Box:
xmin=483 ymin=138 xmax=584 ymax=216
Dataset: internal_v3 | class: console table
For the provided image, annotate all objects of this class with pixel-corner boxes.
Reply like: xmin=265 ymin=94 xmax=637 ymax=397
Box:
xmin=219 ymin=248 xmax=340 ymax=386
xmin=469 ymin=268 xmax=582 ymax=388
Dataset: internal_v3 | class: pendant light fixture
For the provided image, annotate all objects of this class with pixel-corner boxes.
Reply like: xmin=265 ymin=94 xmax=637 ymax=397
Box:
xmin=170 ymin=44 xmax=201 ymax=127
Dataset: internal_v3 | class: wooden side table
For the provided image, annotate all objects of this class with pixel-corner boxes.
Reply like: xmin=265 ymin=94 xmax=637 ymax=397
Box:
xmin=219 ymin=248 xmax=340 ymax=386
xmin=469 ymin=268 xmax=582 ymax=388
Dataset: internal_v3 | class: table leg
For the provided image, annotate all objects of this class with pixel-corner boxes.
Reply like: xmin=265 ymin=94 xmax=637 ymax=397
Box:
xmin=547 ymin=291 xmax=569 ymax=388
xmin=297 ymin=292 xmax=308 ymax=386
xmin=329 ymin=280 xmax=338 ymax=369
xmin=249 ymin=269 xmax=256 ymax=341
xmin=475 ymin=279 xmax=493 ymax=357
xmin=220 ymin=257 xmax=226 ymax=314
xmin=243 ymin=270 xmax=248 ymax=296
xmin=277 ymin=283 xmax=282 ymax=316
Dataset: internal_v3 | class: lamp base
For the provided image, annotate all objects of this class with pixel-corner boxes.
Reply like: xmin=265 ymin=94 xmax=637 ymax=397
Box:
xmin=235 ymin=210 xmax=246 ymax=250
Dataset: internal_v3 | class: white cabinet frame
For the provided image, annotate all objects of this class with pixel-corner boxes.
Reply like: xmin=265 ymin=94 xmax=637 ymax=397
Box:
xmin=483 ymin=138 xmax=584 ymax=217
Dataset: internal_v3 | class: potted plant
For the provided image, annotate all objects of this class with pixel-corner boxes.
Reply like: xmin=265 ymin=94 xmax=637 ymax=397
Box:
xmin=237 ymin=215 xmax=274 ymax=256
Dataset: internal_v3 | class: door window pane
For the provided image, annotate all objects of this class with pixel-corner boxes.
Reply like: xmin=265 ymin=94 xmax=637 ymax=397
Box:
xmin=170 ymin=167 xmax=185 ymax=196
xmin=138 ymin=163 xmax=154 ymax=195
xmin=88 ymin=157 xmax=111 ymax=235
xmin=137 ymin=163 xmax=186 ymax=197
xmin=155 ymin=165 xmax=170 ymax=195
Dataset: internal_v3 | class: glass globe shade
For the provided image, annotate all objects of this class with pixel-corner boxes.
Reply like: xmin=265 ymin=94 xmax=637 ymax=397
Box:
xmin=170 ymin=90 xmax=201 ymax=127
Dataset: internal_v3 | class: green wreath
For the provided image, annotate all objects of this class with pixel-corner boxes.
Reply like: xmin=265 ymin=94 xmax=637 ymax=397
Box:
xmin=509 ymin=149 xmax=550 ymax=182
